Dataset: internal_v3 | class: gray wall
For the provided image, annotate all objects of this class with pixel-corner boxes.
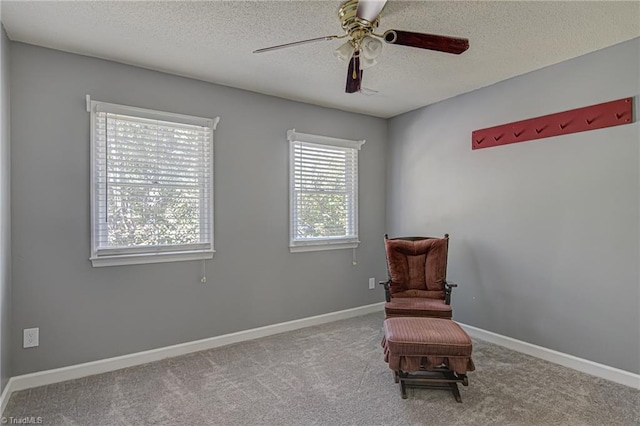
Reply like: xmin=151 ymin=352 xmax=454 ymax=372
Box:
xmin=0 ymin=25 xmax=11 ymax=390
xmin=387 ymin=38 xmax=640 ymax=374
xmin=10 ymin=43 xmax=388 ymax=376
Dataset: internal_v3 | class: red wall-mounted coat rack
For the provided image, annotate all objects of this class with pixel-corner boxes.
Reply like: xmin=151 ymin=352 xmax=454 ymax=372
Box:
xmin=472 ymin=97 xmax=634 ymax=150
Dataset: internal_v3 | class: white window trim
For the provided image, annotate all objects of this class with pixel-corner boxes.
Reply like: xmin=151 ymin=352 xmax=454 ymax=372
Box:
xmin=288 ymin=240 xmax=360 ymax=253
xmin=87 ymin=95 xmax=219 ymax=267
xmin=287 ymin=129 xmax=364 ymax=253
xmin=90 ymin=250 xmax=214 ymax=267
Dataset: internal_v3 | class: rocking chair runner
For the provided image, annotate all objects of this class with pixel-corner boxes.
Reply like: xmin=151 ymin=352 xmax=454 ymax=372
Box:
xmin=380 ymin=234 xmax=458 ymax=319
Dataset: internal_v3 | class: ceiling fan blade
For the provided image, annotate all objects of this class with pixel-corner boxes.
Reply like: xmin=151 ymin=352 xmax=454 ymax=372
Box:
xmin=345 ymin=53 xmax=362 ymax=94
xmin=356 ymin=0 xmax=388 ymax=22
xmin=383 ymin=30 xmax=469 ymax=54
xmin=253 ymin=35 xmax=341 ymax=54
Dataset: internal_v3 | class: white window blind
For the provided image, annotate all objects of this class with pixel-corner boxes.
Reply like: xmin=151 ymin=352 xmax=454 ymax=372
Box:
xmin=88 ymin=98 xmax=218 ymax=266
xmin=288 ymin=130 xmax=364 ymax=252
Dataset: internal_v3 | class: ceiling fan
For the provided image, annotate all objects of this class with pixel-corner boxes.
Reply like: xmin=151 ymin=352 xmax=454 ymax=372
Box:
xmin=253 ymin=0 xmax=469 ymax=94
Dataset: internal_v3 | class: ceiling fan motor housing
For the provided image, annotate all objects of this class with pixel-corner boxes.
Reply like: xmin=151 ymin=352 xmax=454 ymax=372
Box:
xmin=339 ymin=0 xmax=379 ymax=44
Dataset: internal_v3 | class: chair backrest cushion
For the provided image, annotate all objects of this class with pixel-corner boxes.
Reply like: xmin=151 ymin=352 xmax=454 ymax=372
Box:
xmin=385 ymin=237 xmax=448 ymax=299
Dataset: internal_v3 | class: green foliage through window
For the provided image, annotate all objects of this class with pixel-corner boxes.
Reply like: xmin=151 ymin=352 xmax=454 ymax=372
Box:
xmin=291 ymin=141 xmax=357 ymax=242
xmin=96 ymin=112 xmax=212 ymax=251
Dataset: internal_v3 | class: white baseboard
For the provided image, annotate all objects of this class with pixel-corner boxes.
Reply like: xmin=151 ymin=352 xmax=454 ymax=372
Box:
xmin=1 ymin=301 xmax=385 ymax=413
xmin=2 ymin=304 xmax=638 ymax=415
xmin=459 ymin=323 xmax=640 ymax=390
xmin=0 ymin=377 xmax=15 ymax=416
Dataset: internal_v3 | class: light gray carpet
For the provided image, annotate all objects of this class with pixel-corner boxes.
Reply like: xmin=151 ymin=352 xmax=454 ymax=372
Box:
xmin=5 ymin=312 xmax=639 ymax=425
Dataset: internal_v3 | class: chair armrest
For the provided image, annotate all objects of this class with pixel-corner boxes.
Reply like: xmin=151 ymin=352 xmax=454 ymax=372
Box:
xmin=379 ymin=280 xmax=392 ymax=302
xmin=444 ymin=281 xmax=458 ymax=305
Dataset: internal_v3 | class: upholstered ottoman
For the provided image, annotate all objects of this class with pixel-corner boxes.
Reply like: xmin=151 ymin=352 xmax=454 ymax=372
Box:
xmin=382 ymin=317 xmax=475 ymax=402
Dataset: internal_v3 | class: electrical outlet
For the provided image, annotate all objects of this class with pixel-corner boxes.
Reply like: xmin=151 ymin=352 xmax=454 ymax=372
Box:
xmin=23 ymin=328 xmax=39 ymax=348
xmin=368 ymin=277 xmax=376 ymax=290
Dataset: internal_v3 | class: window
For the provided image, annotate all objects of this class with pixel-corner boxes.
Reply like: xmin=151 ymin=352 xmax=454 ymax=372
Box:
xmin=88 ymin=97 xmax=219 ymax=266
xmin=288 ymin=129 xmax=364 ymax=252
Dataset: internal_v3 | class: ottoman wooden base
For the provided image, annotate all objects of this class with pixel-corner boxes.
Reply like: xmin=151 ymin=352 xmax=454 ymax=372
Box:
xmin=382 ymin=317 xmax=475 ymax=402
xmin=396 ymin=369 xmax=469 ymax=402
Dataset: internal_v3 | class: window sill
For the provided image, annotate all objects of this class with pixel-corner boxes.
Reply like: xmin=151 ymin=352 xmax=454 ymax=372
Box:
xmin=289 ymin=241 xmax=359 ymax=253
xmin=90 ymin=250 xmax=214 ymax=267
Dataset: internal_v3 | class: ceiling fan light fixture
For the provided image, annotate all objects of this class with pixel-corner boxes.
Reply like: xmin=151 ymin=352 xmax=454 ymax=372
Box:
xmin=334 ymin=41 xmax=354 ymax=61
xmin=359 ymin=57 xmax=378 ymax=70
xmin=361 ymin=36 xmax=382 ymax=60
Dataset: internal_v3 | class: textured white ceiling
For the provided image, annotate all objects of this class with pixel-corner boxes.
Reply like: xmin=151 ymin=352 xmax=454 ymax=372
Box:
xmin=1 ymin=1 xmax=639 ymax=118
